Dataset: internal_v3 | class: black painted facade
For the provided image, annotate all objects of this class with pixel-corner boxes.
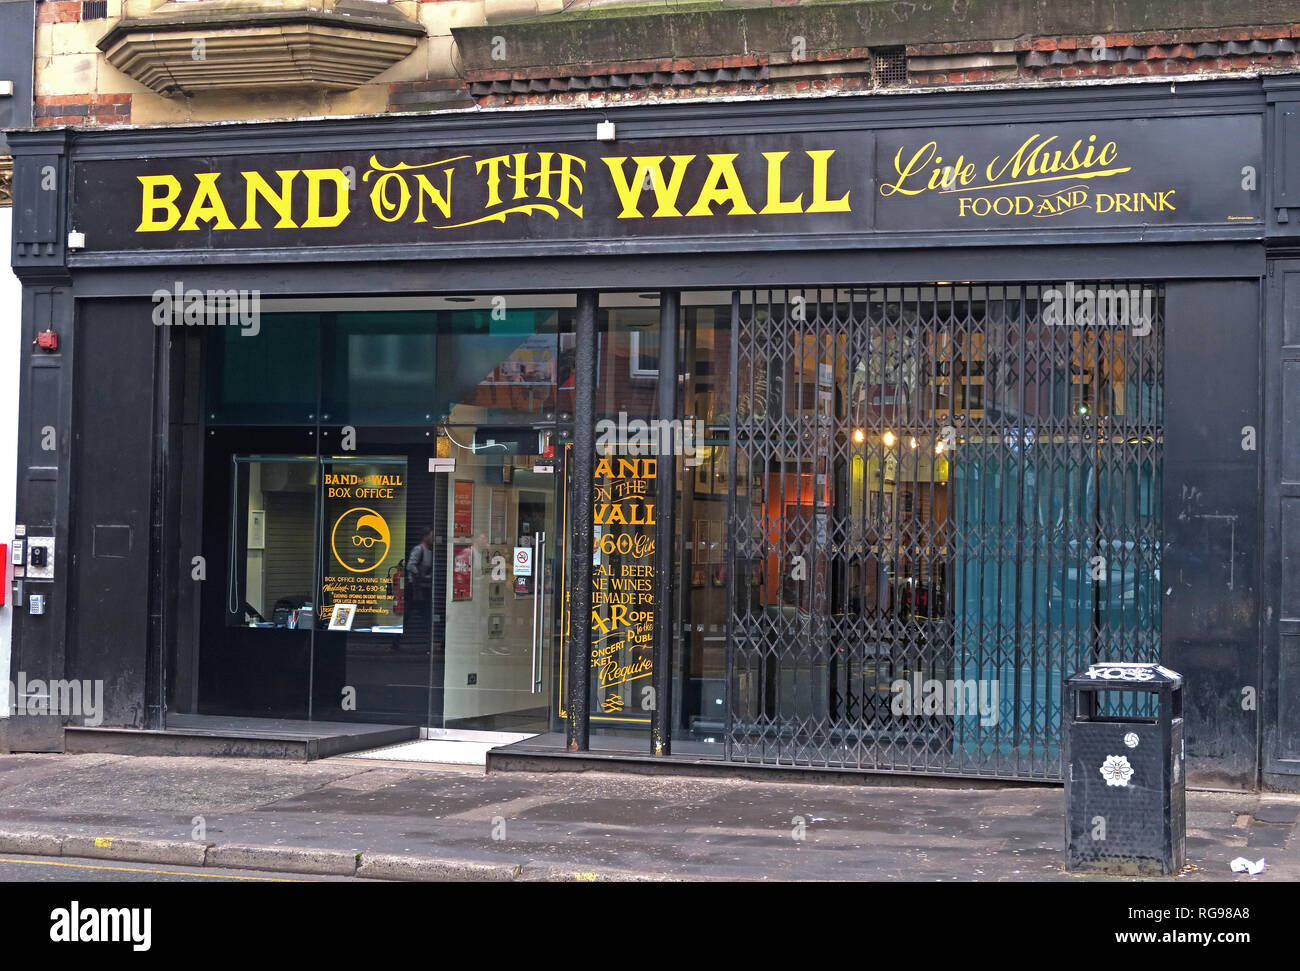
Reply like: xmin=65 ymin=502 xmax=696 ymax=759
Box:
xmin=6 ymin=76 xmax=1299 ymax=789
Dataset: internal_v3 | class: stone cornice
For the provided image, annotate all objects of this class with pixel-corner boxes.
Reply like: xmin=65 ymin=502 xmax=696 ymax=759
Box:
xmin=98 ymin=0 xmax=425 ymax=95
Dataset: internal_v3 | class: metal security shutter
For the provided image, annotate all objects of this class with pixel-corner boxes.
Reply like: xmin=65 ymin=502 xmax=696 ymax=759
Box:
xmin=727 ymin=284 xmax=1164 ymax=780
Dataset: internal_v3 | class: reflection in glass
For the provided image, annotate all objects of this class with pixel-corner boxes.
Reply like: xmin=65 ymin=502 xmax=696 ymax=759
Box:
xmin=674 ymin=294 xmax=736 ymax=743
xmin=207 ymin=315 xmax=320 ymax=425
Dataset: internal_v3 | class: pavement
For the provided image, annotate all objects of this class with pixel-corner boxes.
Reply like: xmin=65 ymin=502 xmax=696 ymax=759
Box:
xmin=0 ymin=751 xmax=1296 ymax=881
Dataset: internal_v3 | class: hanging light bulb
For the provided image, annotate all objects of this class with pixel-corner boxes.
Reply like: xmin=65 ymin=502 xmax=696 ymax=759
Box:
xmin=909 ymin=437 xmax=918 ymax=449
xmin=882 ymin=430 xmax=896 ymax=447
xmin=852 ymin=428 xmax=866 ymax=444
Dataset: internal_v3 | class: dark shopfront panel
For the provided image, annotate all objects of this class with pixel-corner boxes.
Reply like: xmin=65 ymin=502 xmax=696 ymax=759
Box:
xmin=9 ymin=78 xmax=1287 ymax=784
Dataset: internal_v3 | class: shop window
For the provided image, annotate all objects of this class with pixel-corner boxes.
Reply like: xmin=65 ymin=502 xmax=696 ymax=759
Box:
xmin=438 ymin=304 xmax=570 ymax=426
xmin=228 ymin=457 xmax=319 ymax=629
xmin=226 ymin=455 xmax=410 ymax=634
xmin=206 ymin=314 xmax=320 ymax=425
xmin=628 ymin=327 xmax=660 ymax=380
xmin=324 ymin=312 xmax=437 ymax=425
xmin=674 ymin=292 xmax=737 ymax=742
xmin=596 ymin=295 xmax=662 ymax=421
xmin=206 ymin=300 xmax=575 ymax=428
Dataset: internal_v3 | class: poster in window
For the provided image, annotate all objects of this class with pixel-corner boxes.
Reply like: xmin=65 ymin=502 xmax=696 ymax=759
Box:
xmin=453 ymin=480 xmax=474 ymax=536
xmin=320 ymin=459 xmax=408 ymax=632
xmin=589 ymin=453 xmax=656 ymax=725
xmin=452 ymin=543 xmax=474 ymax=601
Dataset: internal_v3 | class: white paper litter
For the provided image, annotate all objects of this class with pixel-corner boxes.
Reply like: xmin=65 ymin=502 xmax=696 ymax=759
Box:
xmin=1229 ymin=856 xmax=1266 ymax=875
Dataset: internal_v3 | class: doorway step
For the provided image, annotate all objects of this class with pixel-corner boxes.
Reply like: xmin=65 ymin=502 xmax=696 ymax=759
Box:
xmin=65 ymin=714 xmax=417 ymax=760
xmin=336 ymin=732 xmax=536 ymax=766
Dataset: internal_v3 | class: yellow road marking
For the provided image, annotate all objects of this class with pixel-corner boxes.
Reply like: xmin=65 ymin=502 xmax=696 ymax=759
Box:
xmin=0 ymin=857 xmax=309 ymax=882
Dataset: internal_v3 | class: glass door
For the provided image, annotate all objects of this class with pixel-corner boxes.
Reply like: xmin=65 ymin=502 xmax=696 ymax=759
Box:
xmin=433 ymin=445 xmax=559 ymax=732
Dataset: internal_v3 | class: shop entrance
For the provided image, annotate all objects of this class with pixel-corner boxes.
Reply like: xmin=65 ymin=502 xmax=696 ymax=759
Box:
xmin=428 ymin=443 xmax=560 ymax=733
xmin=179 ymin=295 xmax=576 ymax=737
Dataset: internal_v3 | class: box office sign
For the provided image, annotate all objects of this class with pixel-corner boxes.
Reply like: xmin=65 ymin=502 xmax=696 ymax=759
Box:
xmin=70 ymin=115 xmax=1261 ymax=253
xmin=321 ymin=461 xmax=407 ymax=630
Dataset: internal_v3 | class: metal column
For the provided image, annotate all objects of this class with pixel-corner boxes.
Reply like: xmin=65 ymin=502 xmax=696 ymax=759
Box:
xmin=651 ymin=290 xmax=680 ymax=755
xmin=566 ymin=290 xmax=597 ymax=751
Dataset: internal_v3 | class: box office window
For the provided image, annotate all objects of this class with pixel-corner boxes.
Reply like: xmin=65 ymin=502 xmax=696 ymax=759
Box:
xmin=227 ymin=455 xmax=409 ymax=633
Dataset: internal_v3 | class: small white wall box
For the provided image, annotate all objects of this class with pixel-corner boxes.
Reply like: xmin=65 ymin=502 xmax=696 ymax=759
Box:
xmin=67 ymin=230 xmax=86 ymax=250
xmin=0 ymin=81 xmax=14 ymax=96
xmin=596 ymin=121 xmax=616 ymax=142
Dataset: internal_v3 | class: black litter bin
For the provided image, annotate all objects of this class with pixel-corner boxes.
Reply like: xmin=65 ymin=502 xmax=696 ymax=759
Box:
xmin=1064 ymin=662 xmax=1185 ymax=875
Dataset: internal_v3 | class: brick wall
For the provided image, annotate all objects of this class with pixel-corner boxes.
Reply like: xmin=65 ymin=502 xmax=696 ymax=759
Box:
xmin=35 ymin=93 xmax=130 ymax=127
xmin=27 ymin=0 xmax=1300 ymax=125
xmin=37 ymin=1 xmax=83 ymax=25
xmin=462 ymin=23 xmax=1300 ymax=108
xmin=35 ymin=0 xmax=131 ymax=127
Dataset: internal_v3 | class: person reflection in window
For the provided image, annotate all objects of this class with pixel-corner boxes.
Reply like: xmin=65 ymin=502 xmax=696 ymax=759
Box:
xmin=402 ymin=527 xmax=434 ymax=653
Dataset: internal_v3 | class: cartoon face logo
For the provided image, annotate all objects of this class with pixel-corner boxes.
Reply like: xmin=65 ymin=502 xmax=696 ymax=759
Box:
xmin=331 ymin=507 xmax=390 ymax=574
